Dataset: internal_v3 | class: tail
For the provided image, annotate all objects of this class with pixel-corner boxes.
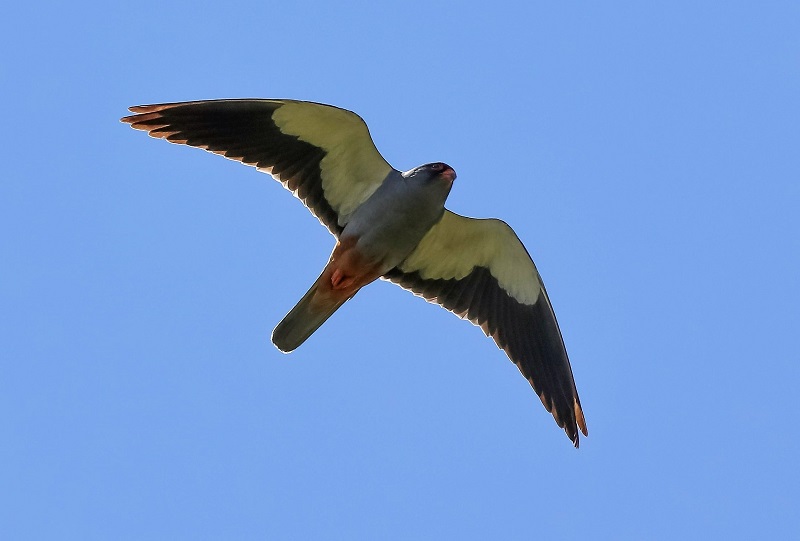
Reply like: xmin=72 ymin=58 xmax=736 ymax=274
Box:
xmin=271 ymin=272 xmax=352 ymax=353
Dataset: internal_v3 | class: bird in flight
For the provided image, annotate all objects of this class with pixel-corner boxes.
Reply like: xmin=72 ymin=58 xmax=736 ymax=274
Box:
xmin=121 ymin=99 xmax=587 ymax=446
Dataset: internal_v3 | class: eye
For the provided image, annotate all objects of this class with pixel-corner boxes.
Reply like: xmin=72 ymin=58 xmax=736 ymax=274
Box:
xmin=431 ymin=163 xmax=443 ymax=171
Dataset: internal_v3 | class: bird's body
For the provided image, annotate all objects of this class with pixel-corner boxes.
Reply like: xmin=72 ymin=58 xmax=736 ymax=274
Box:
xmin=273 ymin=164 xmax=454 ymax=351
xmin=339 ymin=166 xmax=454 ymax=275
xmin=122 ymin=99 xmax=588 ymax=446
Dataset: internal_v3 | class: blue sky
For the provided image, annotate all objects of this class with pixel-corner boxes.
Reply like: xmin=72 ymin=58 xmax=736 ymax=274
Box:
xmin=2 ymin=1 xmax=799 ymax=539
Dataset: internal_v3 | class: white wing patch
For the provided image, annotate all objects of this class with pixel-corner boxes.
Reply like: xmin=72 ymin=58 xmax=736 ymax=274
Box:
xmin=398 ymin=211 xmax=543 ymax=305
xmin=272 ymin=101 xmax=393 ymax=225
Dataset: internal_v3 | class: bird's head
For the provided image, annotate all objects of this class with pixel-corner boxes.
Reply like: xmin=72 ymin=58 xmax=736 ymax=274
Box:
xmin=403 ymin=162 xmax=457 ymax=185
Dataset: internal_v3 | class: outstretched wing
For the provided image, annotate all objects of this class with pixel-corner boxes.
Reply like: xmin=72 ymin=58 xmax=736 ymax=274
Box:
xmin=121 ymin=99 xmax=395 ymax=236
xmin=385 ymin=211 xmax=587 ymax=446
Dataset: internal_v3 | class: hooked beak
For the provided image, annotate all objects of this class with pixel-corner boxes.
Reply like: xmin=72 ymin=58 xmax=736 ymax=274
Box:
xmin=441 ymin=166 xmax=456 ymax=183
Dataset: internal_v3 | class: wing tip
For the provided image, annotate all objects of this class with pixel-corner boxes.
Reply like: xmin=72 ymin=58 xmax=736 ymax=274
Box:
xmin=568 ymin=400 xmax=588 ymax=448
xmin=121 ymin=102 xmax=194 ymax=126
xmin=576 ymin=401 xmax=588 ymax=436
xmin=120 ymin=110 xmax=167 ymax=131
xmin=127 ymin=103 xmax=172 ymax=114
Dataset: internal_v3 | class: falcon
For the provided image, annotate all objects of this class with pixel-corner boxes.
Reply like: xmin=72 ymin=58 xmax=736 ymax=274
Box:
xmin=121 ymin=99 xmax=588 ymax=446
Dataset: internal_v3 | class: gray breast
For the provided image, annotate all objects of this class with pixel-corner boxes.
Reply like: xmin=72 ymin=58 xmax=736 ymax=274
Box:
xmin=341 ymin=171 xmax=449 ymax=271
